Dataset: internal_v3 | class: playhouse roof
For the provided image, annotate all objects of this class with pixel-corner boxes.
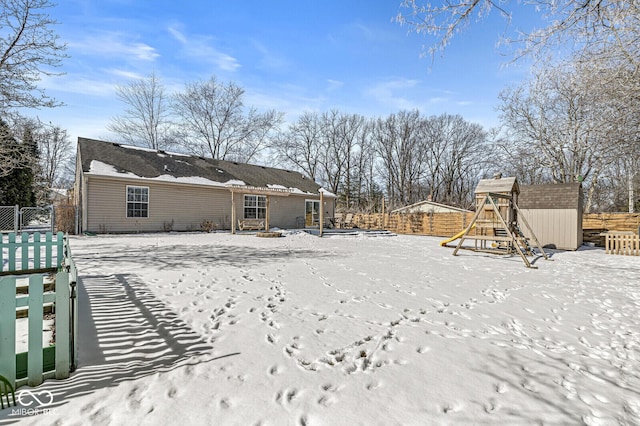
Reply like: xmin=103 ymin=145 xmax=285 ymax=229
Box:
xmin=475 ymin=176 xmax=519 ymax=195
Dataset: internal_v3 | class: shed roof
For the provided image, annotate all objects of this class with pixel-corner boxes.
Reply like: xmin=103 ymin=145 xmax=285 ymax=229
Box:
xmin=475 ymin=177 xmax=519 ymax=195
xmin=77 ymin=138 xmax=333 ymax=196
xmin=519 ymin=183 xmax=583 ymax=210
xmin=391 ymin=200 xmax=470 ymax=214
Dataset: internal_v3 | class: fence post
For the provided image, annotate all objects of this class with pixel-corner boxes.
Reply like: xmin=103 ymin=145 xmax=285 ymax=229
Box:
xmin=0 ymin=276 xmax=17 ymax=387
xmin=14 ymin=205 xmax=19 ymax=233
xmin=50 ymin=205 xmax=55 ymax=233
xmin=55 ymin=271 xmax=70 ymax=379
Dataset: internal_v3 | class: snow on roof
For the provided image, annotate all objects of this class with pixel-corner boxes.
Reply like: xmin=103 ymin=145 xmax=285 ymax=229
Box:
xmin=121 ymin=144 xmax=190 ymax=157
xmin=88 ymin=160 xmax=231 ymax=187
xmin=79 ymin=138 xmax=329 ymax=195
xmin=88 ymin=160 xmax=138 ymax=178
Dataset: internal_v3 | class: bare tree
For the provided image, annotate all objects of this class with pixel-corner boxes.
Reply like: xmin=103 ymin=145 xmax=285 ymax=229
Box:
xmin=270 ymin=111 xmax=323 ymax=180
xmin=372 ymin=110 xmax=429 ymax=208
xmin=317 ymin=110 xmax=366 ymax=201
xmin=0 ymin=0 xmax=66 ymax=111
xmin=35 ymin=121 xmax=72 ymax=189
xmin=423 ymin=114 xmax=490 ymax=208
xmin=0 ymin=120 xmax=28 ymax=178
xmin=349 ymin=119 xmax=379 ymax=211
xmin=108 ymin=73 xmax=175 ymax=150
xmin=172 ymin=76 xmax=283 ymax=163
xmin=498 ymin=61 xmax=612 ymax=212
xmin=396 ymin=0 xmax=640 ymax=67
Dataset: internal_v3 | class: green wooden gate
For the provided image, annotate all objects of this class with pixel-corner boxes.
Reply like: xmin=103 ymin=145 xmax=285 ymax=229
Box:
xmin=0 ymin=232 xmax=78 ymax=388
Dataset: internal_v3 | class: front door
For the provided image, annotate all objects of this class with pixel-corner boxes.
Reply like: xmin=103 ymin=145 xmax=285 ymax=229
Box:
xmin=305 ymin=200 xmax=320 ymax=227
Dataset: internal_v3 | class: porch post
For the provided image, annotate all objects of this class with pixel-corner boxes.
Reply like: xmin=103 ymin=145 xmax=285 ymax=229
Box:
xmin=319 ymin=191 xmax=324 ymax=237
xmin=265 ymin=195 xmax=270 ymax=231
xmin=231 ymin=191 xmax=236 ymax=234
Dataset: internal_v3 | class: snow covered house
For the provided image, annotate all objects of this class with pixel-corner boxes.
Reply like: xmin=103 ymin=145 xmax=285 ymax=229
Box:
xmin=74 ymin=138 xmax=336 ymax=234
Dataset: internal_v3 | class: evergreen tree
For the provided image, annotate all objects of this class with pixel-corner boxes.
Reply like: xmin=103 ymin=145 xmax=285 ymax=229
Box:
xmin=0 ymin=120 xmax=36 ymax=206
xmin=22 ymin=124 xmax=46 ymax=205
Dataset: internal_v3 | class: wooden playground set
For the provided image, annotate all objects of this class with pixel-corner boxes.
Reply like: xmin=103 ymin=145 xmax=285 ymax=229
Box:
xmin=440 ymin=176 xmax=551 ymax=268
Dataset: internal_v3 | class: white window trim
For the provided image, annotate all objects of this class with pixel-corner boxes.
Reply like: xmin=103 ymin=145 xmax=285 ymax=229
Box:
xmin=243 ymin=194 xmax=267 ymax=219
xmin=126 ymin=185 xmax=150 ymax=219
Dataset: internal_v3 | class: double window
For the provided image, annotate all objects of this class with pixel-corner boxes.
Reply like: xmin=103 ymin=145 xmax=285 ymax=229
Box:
xmin=244 ymin=195 xmax=267 ymax=219
xmin=126 ymin=186 xmax=149 ymax=218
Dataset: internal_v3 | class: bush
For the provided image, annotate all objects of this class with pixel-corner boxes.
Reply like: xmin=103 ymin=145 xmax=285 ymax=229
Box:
xmin=200 ymin=220 xmax=217 ymax=233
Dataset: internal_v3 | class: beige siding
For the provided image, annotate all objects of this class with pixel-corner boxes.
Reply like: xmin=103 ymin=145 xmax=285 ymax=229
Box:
xmin=85 ymin=176 xmax=336 ymax=233
xmin=231 ymin=192 xmax=335 ymax=229
xmin=519 ymin=209 xmax=582 ymax=250
xmin=85 ymin=177 xmax=232 ymax=233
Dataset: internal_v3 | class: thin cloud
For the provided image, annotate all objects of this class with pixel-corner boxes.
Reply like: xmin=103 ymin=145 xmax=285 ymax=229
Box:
xmin=365 ymin=78 xmax=421 ymax=110
xmin=326 ymin=79 xmax=344 ymax=91
xmin=69 ymin=32 xmax=159 ymax=62
xmin=168 ymin=25 xmax=240 ymax=72
xmin=39 ymin=73 xmax=115 ymax=97
xmin=107 ymin=69 xmax=146 ymax=80
xmin=250 ymin=40 xmax=291 ymax=71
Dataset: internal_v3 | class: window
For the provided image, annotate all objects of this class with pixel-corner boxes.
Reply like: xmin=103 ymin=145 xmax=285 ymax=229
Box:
xmin=244 ymin=195 xmax=267 ymax=219
xmin=126 ymin=186 xmax=149 ymax=218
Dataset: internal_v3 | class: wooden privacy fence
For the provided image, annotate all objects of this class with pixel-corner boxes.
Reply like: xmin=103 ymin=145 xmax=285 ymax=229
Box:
xmin=604 ymin=232 xmax=640 ymax=256
xmin=351 ymin=212 xmax=475 ymax=237
xmin=0 ymin=232 xmax=78 ymax=389
xmin=352 ymin=212 xmax=640 ymax=242
xmin=583 ymin=213 xmax=640 ymax=233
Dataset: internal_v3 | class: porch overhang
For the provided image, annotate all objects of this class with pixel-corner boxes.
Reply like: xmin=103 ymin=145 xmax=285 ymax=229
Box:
xmin=227 ymin=185 xmax=293 ymax=197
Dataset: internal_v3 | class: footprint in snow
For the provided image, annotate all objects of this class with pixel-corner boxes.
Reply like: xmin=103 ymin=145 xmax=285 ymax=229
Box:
xmin=268 ymin=365 xmax=281 ymax=376
xmin=484 ymin=399 xmax=500 ymax=414
xmin=495 ymin=382 xmax=508 ymax=394
xmin=266 ymin=333 xmax=278 ymax=344
xmin=442 ymin=401 xmax=464 ymax=414
xmin=416 ymin=346 xmax=430 ymax=354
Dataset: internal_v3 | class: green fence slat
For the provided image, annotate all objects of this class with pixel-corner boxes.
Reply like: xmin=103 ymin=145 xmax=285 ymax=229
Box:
xmin=8 ymin=233 xmax=16 ymax=272
xmin=27 ymin=274 xmax=44 ymax=387
xmin=45 ymin=232 xmax=53 ymax=268
xmin=33 ymin=232 xmax=41 ymax=270
xmin=56 ymin=232 xmax=64 ymax=268
xmin=21 ymin=232 xmax=29 ymax=270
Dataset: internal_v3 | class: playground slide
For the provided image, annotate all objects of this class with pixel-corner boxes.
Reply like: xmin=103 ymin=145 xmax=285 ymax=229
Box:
xmin=440 ymin=224 xmax=476 ymax=246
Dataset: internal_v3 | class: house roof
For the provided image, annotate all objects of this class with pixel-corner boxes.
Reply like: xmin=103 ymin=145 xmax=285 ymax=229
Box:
xmin=475 ymin=176 xmax=519 ymax=195
xmin=77 ymin=138 xmax=332 ymax=196
xmin=391 ymin=200 xmax=470 ymax=214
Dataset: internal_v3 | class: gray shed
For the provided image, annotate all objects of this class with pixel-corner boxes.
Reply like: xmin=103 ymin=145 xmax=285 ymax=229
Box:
xmin=518 ymin=183 xmax=583 ymax=250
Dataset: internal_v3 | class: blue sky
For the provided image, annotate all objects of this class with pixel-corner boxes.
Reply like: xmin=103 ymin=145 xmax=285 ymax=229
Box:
xmin=37 ymin=1 xmax=537 ymax=144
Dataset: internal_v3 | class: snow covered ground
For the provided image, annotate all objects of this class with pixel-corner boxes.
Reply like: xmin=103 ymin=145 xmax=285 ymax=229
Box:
xmin=15 ymin=318 xmax=54 ymax=354
xmin=2 ymin=231 xmax=639 ymax=425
